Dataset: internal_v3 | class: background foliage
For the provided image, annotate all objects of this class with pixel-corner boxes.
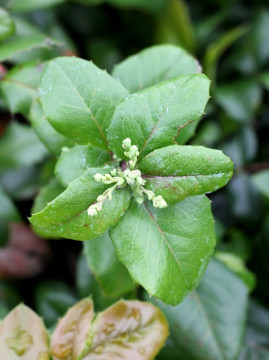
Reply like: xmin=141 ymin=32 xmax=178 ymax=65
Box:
xmin=0 ymin=0 xmax=269 ymax=359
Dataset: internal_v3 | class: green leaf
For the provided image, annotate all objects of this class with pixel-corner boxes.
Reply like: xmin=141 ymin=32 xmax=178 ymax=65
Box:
xmin=0 ymin=7 xmax=15 ymax=42
xmin=35 ymin=281 xmax=78 ymax=328
xmin=0 ymin=304 xmax=50 ymax=359
xmin=84 ymin=231 xmax=135 ymax=298
xmin=0 ymin=122 xmax=48 ymax=172
xmin=0 ymin=186 xmax=20 ymax=222
xmin=108 ymin=74 xmax=210 ymax=159
xmin=50 ymin=297 xmax=94 ymax=360
xmin=110 ymin=195 xmax=215 ymax=305
xmin=151 ymin=259 xmax=248 ymax=360
xmin=251 ymin=170 xmax=269 ymax=198
xmin=215 ymin=252 xmax=256 ymax=290
xmin=240 ymin=344 xmax=269 ymax=360
xmin=112 ymin=45 xmax=201 ymax=93
xmin=39 ymin=57 xmax=128 ymax=149
xmin=0 ymin=33 xmax=59 ymax=62
xmin=29 ymin=100 xmax=75 ymax=156
xmin=215 ymin=80 xmax=262 ymax=124
xmin=55 ymin=145 xmax=111 ymax=187
xmin=30 ymin=167 xmax=131 ymax=240
xmin=107 ymin=0 xmax=168 ymax=14
xmin=85 ymin=300 xmax=168 ymax=359
xmin=31 ymin=178 xmax=65 ymax=238
xmin=138 ymin=145 xmax=233 ymax=203
xmin=7 ymin=0 xmax=66 ymax=12
xmin=0 ymin=62 xmax=44 ymax=116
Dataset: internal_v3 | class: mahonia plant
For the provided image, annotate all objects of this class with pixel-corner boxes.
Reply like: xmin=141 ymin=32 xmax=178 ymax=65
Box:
xmin=29 ymin=45 xmax=234 ymax=305
xmin=0 ymin=298 xmax=168 ymax=359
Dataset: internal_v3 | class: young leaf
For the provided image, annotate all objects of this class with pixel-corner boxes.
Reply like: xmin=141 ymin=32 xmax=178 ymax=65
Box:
xmin=112 ymin=45 xmax=201 ymax=93
xmin=0 ymin=304 xmax=50 ymax=359
xmin=108 ymin=74 xmax=210 ymax=159
xmin=50 ymin=297 xmax=94 ymax=360
xmin=0 ymin=122 xmax=48 ymax=172
xmin=110 ymin=195 xmax=215 ymax=305
xmin=0 ymin=62 xmax=44 ymax=116
xmin=138 ymin=145 xmax=233 ymax=203
xmin=29 ymin=100 xmax=75 ymax=156
xmin=84 ymin=300 xmax=169 ymax=359
xmin=151 ymin=259 xmax=248 ymax=360
xmin=39 ymin=57 xmax=128 ymax=149
xmin=30 ymin=168 xmax=131 ymax=240
xmin=84 ymin=231 xmax=135 ymax=298
xmin=55 ymin=145 xmax=111 ymax=187
xmin=0 ymin=7 xmax=15 ymax=42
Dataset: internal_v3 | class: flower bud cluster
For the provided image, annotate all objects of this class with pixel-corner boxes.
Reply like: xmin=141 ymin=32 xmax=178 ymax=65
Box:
xmin=87 ymin=138 xmax=167 ymax=216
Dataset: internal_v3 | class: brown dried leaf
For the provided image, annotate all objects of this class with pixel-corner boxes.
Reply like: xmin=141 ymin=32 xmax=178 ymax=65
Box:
xmin=0 ymin=304 xmax=50 ymax=360
xmin=51 ymin=297 xmax=94 ymax=360
xmin=83 ymin=300 xmax=169 ymax=360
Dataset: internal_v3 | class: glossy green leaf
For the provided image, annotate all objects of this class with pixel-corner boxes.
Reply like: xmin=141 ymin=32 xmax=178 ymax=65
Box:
xmin=0 ymin=7 xmax=15 ymax=42
xmin=215 ymin=80 xmax=262 ymax=123
xmin=138 ymin=145 xmax=233 ymax=203
xmin=0 ymin=62 xmax=44 ymax=116
xmin=55 ymin=145 xmax=111 ymax=187
xmin=151 ymin=259 xmax=248 ymax=360
xmin=8 ymin=0 xmax=66 ymax=12
xmin=83 ymin=300 xmax=169 ymax=359
xmin=111 ymin=195 xmax=215 ymax=305
xmin=30 ymin=167 xmax=131 ymax=240
xmin=84 ymin=231 xmax=135 ymax=298
xmin=0 ymin=304 xmax=50 ymax=359
xmin=0 ymin=122 xmax=48 ymax=172
xmin=50 ymin=297 xmax=94 ymax=360
xmin=35 ymin=281 xmax=78 ymax=328
xmin=29 ymin=100 xmax=75 ymax=156
xmin=39 ymin=57 xmax=128 ymax=148
xmin=0 ymin=186 xmax=20 ymax=222
xmin=251 ymin=170 xmax=269 ymax=198
xmin=108 ymin=74 xmax=210 ymax=159
xmin=112 ymin=45 xmax=201 ymax=93
xmin=31 ymin=178 xmax=65 ymax=238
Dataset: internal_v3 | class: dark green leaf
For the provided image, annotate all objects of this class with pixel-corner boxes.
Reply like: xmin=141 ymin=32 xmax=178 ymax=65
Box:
xmin=151 ymin=259 xmax=248 ymax=360
xmin=30 ymin=167 xmax=131 ymax=240
xmin=55 ymin=145 xmax=111 ymax=187
xmin=240 ymin=344 xmax=269 ymax=360
xmin=35 ymin=281 xmax=78 ymax=328
xmin=138 ymin=145 xmax=233 ymax=203
xmin=84 ymin=231 xmax=135 ymax=298
xmin=0 ymin=122 xmax=48 ymax=172
xmin=39 ymin=57 xmax=128 ymax=149
xmin=0 ymin=7 xmax=15 ymax=42
xmin=111 ymin=195 xmax=215 ymax=305
xmin=29 ymin=100 xmax=75 ymax=156
xmin=8 ymin=0 xmax=66 ymax=12
xmin=108 ymin=74 xmax=210 ymax=159
xmin=112 ymin=45 xmax=201 ymax=93
xmin=215 ymin=80 xmax=262 ymax=123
